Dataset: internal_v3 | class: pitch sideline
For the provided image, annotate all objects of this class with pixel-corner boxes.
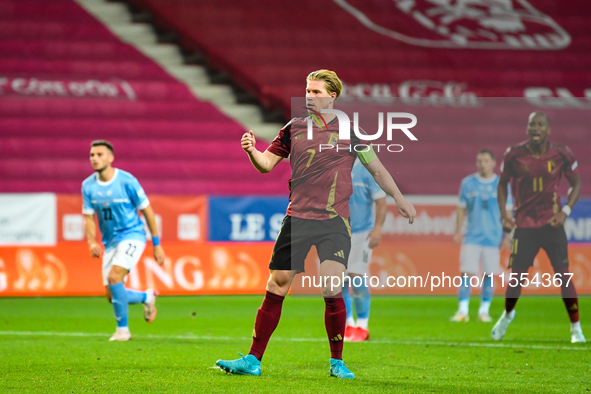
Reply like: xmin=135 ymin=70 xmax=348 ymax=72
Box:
xmin=0 ymin=330 xmax=586 ymax=351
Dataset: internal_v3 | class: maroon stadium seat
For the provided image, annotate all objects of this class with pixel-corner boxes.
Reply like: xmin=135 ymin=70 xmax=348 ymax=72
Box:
xmin=0 ymin=0 xmax=290 ymax=195
xmin=126 ymin=0 xmax=590 ymax=194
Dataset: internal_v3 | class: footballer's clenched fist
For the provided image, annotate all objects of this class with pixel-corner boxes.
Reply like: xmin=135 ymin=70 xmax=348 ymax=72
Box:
xmin=241 ymin=130 xmax=256 ymax=153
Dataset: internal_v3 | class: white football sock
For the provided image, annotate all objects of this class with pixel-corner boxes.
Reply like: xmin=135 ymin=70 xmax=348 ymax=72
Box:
xmin=571 ymin=321 xmax=581 ymax=331
xmin=458 ymin=299 xmax=469 ymax=315
xmin=346 ymin=317 xmax=356 ymax=327
xmin=479 ymin=300 xmax=491 ymax=315
xmin=356 ymin=318 xmax=369 ymax=330
xmin=144 ymin=291 xmax=153 ymax=304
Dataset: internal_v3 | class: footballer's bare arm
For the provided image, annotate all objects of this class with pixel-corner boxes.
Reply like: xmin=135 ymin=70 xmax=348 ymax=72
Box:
xmin=241 ymin=130 xmax=284 ymax=173
xmin=549 ymin=173 xmax=582 ymax=228
xmin=497 ymin=176 xmax=515 ymax=231
xmin=141 ymin=205 xmax=165 ymax=266
xmin=84 ymin=214 xmax=102 ymax=258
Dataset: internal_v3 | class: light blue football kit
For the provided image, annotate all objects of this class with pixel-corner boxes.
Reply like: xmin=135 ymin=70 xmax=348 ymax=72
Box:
xmin=82 ymin=168 xmax=149 ymax=251
xmin=456 ymin=173 xmax=513 ymax=318
xmin=82 ymin=168 xmax=150 ymax=331
xmin=344 ymin=160 xmax=386 ymax=330
xmin=458 ymin=173 xmax=512 ymax=249
xmin=349 ymin=160 xmax=387 ymax=235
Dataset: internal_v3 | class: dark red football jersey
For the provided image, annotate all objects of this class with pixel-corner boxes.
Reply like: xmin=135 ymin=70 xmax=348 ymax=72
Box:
xmin=500 ymin=141 xmax=579 ymax=228
xmin=267 ymin=116 xmax=365 ymax=220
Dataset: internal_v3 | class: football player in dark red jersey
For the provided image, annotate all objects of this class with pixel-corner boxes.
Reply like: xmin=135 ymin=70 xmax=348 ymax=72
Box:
xmin=492 ymin=111 xmax=585 ymax=343
xmin=216 ymin=70 xmax=416 ymax=378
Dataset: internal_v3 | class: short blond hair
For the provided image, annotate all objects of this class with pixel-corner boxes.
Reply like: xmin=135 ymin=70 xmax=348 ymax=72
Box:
xmin=306 ymin=69 xmax=342 ymax=98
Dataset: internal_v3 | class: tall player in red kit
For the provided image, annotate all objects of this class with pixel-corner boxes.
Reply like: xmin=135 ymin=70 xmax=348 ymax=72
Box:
xmin=492 ymin=112 xmax=585 ymax=343
xmin=216 ymin=70 xmax=416 ymax=378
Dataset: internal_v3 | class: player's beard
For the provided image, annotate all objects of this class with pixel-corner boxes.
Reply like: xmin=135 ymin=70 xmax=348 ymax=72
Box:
xmin=95 ymin=164 xmax=109 ymax=174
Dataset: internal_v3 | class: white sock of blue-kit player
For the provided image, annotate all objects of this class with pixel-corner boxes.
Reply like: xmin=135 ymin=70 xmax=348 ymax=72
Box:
xmin=458 ymin=275 xmax=471 ymax=314
xmin=479 ymin=275 xmax=494 ymax=314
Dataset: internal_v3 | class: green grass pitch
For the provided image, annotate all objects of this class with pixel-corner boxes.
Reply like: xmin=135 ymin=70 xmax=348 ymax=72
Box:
xmin=0 ymin=295 xmax=589 ymax=393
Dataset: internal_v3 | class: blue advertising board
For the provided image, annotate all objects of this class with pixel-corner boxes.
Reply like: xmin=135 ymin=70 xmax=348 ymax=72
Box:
xmin=208 ymin=197 xmax=289 ymax=242
xmin=565 ymin=198 xmax=591 ymax=243
xmin=207 ymin=197 xmax=590 ymax=243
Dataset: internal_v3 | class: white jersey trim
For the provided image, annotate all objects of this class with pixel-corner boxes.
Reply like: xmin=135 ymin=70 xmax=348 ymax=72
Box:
xmin=372 ymin=190 xmax=387 ymax=200
xmin=96 ymin=168 xmax=119 ymax=186
xmin=475 ymin=173 xmax=498 ymax=184
xmin=137 ymin=199 xmax=150 ymax=210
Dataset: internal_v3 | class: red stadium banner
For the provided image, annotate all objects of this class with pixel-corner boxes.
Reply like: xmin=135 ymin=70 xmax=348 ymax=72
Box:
xmin=291 ymin=242 xmax=591 ymax=296
xmin=0 ymin=242 xmax=273 ymax=297
xmin=57 ymin=194 xmax=208 ymax=243
xmin=1 ymin=241 xmax=590 ymax=297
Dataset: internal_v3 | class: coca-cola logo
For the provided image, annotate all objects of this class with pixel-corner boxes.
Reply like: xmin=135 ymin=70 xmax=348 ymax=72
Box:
xmin=334 ymin=0 xmax=570 ymax=50
xmin=0 ymin=76 xmax=136 ymax=100
xmin=341 ymin=80 xmax=481 ymax=107
xmin=525 ymin=87 xmax=591 ymax=109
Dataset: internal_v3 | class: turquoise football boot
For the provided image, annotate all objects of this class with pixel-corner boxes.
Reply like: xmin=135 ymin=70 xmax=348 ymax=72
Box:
xmin=216 ymin=353 xmax=261 ymax=376
xmin=330 ymin=358 xmax=355 ymax=379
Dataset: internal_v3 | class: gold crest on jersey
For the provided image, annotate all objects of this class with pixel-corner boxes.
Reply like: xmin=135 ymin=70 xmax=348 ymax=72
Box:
xmin=328 ymin=132 xmax=338 ymax=145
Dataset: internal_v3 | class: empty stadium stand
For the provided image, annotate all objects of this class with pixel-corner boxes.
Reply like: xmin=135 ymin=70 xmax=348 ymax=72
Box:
xmin=125 ymin=0 xmax=591 ymax=195
xmin=2 ymin=0 xmax=589 ymax=196
xmin=0 ymin=0 xmax=290 ymax=195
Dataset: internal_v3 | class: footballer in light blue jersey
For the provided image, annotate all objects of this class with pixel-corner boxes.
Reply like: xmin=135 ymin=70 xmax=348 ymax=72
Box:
xmin=451 ymin=149 xmax=512 ymax=323
xmin=349 ymin=159 xmax=387 ymax=234
xmin=458 ymin=173 xmax=513 ymax=248
xmin=82 ymin=168 xmax=149 ymax=252
xmin=83 ymin=140 xmax=165 ymax=342
xmin=343 ymin=159 xmax=387 ymax=342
